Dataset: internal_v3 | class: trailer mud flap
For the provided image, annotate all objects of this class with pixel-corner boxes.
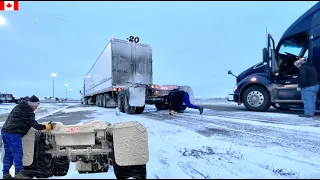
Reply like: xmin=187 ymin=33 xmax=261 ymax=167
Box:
xmin=1 ymin=128 xmax=36 ymax=166
xmin=129 ymin=86 xmax=146 ymax=107
xmin=111 ymin=122 xmax=149 ymax=166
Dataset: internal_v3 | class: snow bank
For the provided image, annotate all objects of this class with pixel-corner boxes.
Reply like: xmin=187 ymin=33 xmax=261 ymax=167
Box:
xmin=45 ymin=106 xmax=320 ymax=179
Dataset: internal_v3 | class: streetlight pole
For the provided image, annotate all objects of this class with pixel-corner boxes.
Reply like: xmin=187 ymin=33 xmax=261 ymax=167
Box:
xmin=70 ymin=89 xmax=72 ymax=99
xmin=51 ymin=73 xmax=57 ymax=98
xmin=65 ymin=84 xmax=68 ymax=100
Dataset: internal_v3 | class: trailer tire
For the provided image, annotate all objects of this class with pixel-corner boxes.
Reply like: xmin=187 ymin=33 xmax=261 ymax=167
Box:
xmin=100 ymin=94 xmax=105 ymax=107
xmin=96 ymin=95 xmax=100 ymax=107
xmin=242 ymin=85 xmax=271 ymax=111
xmin=111 ymin=144 xmax=146 ymax=179
xmin=117 ymin=91 xmax=125 ymax=112
xmin=0 ymin=100 xmax=2 ymax=104
xmin=99 ymin=95 xmax=103 ymax=107
xmin=155 ymin=101 xmax=167 ymax=110
xmin=124 ymin=91 xmax=136 ymax=114
xmin=53 ymin=156 xmax=70 ymax=176
xmin=100 ymin=95 xmax=104 ymax=107
xmin=134 ymin=106 xmax=145 ymax=114
xmin=100 ymin=95 xmax=103 ymax=107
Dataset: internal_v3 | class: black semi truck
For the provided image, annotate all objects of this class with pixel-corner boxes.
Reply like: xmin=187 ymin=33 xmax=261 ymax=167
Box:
xmin=228 ymin=2 xmax=320 ymax=111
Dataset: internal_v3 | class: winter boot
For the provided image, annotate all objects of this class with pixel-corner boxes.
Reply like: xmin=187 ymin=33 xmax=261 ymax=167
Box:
xmin=13 ymin=172 xmax=28 ymax=179
xmin=199 ymin=107 xmax=204 ymax=115
xmin=2 ymin=173 xmax=13 ymax=179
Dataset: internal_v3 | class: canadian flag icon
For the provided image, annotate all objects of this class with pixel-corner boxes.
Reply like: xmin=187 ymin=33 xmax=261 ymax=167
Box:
xmin=0 ymin=1 xmax=19 ymax=11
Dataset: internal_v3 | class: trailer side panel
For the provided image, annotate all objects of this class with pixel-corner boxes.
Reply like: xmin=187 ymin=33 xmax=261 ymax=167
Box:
xmin=84 ymin=42 xmax=113 ymax=97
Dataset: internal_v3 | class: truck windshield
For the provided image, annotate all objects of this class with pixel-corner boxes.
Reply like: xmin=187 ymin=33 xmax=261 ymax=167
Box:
xmin=278 ymin=44 xmax=303 ymax=57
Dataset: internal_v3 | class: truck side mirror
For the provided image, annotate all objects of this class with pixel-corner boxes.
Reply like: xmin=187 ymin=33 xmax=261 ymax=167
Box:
xmin=79 ymin=90 xmax=82 ymax=94
xmin=228 ymin=70 xmax=233 ymax=75
xmin=263 ymin=48 xmax=268 ymax=62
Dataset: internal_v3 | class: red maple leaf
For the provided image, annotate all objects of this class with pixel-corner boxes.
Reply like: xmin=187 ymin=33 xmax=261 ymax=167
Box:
xmin=6 ymin=3 xmax=12 ymax=8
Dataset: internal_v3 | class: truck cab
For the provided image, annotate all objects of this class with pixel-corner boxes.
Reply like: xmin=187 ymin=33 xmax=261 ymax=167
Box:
xmin=228 ymin=2 xmax=320 ymax=111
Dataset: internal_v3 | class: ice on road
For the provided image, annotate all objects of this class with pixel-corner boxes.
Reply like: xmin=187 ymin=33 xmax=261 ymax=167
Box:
xmin=0 ymin=101 xmax=319 ymax=179
xmin=58 ymin=105 xmax=320 ymax=178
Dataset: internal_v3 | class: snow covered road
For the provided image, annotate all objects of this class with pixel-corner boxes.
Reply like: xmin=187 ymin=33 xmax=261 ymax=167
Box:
xmin=141 ymin=105 xmax=320 ymax=154
xmin=0 ymin=101 xmax=319 ymax=178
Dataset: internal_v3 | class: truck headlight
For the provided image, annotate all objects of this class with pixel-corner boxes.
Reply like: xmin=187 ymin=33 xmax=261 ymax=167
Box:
xmin=233 ymin=86 xmax=238 ymax=92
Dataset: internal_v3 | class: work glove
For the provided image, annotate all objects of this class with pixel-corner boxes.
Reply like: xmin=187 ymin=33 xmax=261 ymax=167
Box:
xmin=169 ymin=110 xmax=174 ymax=115
xmin=44 ymin=121 xmax=56 ymax=131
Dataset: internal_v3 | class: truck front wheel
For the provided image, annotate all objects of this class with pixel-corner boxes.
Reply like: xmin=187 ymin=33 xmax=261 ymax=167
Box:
xmin=242 ymin=85 xmax=271 ymax=111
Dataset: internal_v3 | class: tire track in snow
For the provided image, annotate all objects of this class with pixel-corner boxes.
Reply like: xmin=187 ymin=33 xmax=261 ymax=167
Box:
xmin=141 ymin=108 xmax=320 ymax=154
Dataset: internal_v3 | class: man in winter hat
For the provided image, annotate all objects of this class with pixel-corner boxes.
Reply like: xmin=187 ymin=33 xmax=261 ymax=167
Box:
xmin=294 ymin=58 xmax=319 ymax=117
xmin=1 ymin=95 xmax=55 ymax=179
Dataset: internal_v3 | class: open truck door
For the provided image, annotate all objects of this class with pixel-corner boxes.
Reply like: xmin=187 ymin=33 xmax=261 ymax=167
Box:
xmin=267 ymin=33 xmax=305 ymax=108
xmin=266 ymin=34 xmax=279 ymax=76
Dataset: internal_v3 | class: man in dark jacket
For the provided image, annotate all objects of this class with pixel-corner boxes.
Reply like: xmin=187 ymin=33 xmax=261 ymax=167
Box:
xmin=1 ymin=95 xmax=55 ymax=179
xmin=166 ymin=89 xmax=204 ymax=115
xmin=294 ymin=58 xmax=319 ymax=117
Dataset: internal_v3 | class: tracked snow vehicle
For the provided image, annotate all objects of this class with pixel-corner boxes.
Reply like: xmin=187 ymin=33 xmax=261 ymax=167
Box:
xmin=1 ymin=120 xmax=149 ymax=179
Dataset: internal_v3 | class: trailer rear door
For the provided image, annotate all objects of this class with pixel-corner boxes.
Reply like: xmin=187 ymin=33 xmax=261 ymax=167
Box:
xmin=132 ymin=43 xmax=153 ymax=85
xmin=112 ymin=40 xmax=134 ymax=86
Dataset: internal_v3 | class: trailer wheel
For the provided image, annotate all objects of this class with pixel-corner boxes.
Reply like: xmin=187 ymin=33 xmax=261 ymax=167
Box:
xmin=101 ymin=94 xmax=105 ymax=107
xmin=155 ymin=101 xmax=168 ymax=110
xmin=53 ymin=156 xmax=70 ymax=176
xmin=242 ymin=85 xmax=271 ymax=111
xmin=0 ymin=100 xmax=2 ymax=104
xmin=117 ymin=91 xmax=125 ymax=112
xmin=124 ymin=91 xmax=136 ymax=114
xmin=98 ymin=95 xmax=102 ymax=107
xmin=96 ymin=95 xmax=100 ymax=107
xmin=100 ymin=95 xmax=104 ymax=107
xmin=111 ymin=144 xmax=146 ymax=179
xmin=134 ymin=106 xmax=145 ymax=114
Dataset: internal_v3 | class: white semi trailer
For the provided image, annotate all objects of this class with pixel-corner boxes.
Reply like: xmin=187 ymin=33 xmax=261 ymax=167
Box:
xmin=80 ymin=38 xmax=195 ymax=114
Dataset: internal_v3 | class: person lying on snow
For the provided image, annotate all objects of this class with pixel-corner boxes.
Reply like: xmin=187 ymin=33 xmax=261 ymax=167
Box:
xmin=1 ymin=95 xmax=55 ymax=179
xmin=165 ymin=89 xmax=204 ymax=115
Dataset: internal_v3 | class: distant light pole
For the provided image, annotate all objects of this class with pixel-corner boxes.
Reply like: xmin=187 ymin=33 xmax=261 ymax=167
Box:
xmin=65 ymin=84 xmax=68 ymax=99
xmin=51 ymin=73 xmax=57 ymax=98
xmin=70 ymin=89 xmax=72 ymax=99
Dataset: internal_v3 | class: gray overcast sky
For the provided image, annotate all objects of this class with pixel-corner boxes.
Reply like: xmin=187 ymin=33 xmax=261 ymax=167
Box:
xmin=0 ymin=1 xmax=317 ymax=99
